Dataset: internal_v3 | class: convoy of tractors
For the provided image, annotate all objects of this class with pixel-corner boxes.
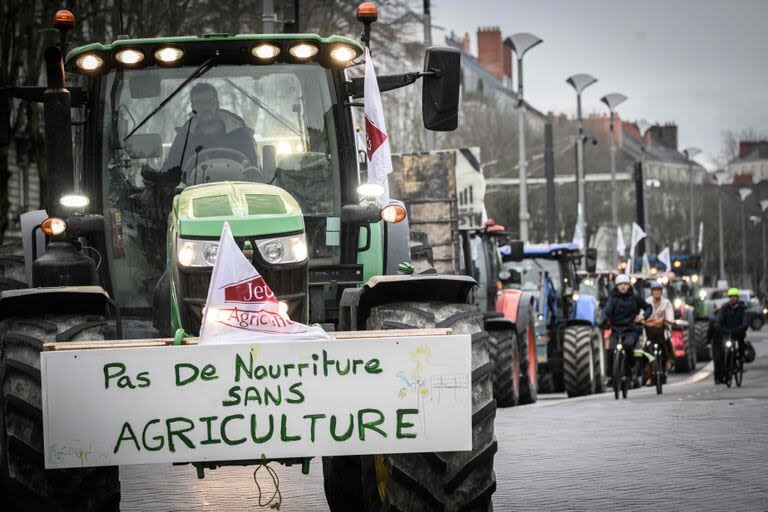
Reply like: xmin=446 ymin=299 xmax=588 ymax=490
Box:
xmin=0 ymin=5 xmax=759 ymax=512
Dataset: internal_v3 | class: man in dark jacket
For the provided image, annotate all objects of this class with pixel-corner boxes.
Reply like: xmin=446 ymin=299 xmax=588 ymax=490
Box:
xmin=600 ymin=274 xmax=653 ymax=383
xmin=712 ymin=288 xmax=748 ymax=383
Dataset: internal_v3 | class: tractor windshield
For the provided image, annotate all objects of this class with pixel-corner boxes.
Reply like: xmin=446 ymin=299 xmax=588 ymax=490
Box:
xmin=503 ymin=258 xmax=561 ymax=292
xmin=100 ymin=64 xmax=342 ymax=307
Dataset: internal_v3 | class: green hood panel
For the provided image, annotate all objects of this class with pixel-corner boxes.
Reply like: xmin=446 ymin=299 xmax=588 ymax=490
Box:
xmin=175 ymin=182 xmax=304 ymax=238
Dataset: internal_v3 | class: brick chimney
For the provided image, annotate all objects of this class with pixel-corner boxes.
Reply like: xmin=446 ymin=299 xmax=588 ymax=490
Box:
xmin=457 ymin=32 xmax=471 ymax=54
xmin=585 ymin=113 xmax=623 ymax=148
xmin=477 ymin=27 xmax=511 ymax=82
xmin=649 ymin=123 xmax=678 ymax=150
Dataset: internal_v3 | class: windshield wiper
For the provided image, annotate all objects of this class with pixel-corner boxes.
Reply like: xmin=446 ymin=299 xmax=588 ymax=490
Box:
xmin=125 ymin=57 xmax=215 ymax=141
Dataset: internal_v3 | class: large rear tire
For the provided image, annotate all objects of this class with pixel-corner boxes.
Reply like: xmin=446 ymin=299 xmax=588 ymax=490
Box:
xmin=322 ymin=456 xmax=364 ymax=511
xmin=362 ymin=301 xmax=496 ymax=512
xmin=693 ymin=320 xmax=711 ymax=361
xmin=517 ymin=312 xmax=538 ymax=404
xmin=563 ymin=325 xmax=597 ymax=398
xmin=488 ymin=327 xmax=520 ymax=407
xmin=0 ymin=314 xmax=120 ymax=512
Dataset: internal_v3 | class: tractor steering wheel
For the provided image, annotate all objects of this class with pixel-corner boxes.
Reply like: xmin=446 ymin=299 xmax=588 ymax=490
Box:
xmin=182 ymin=147 xmax=261 ymax=184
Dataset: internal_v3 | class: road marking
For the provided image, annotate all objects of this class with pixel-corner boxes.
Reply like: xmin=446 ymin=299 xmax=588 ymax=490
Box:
xmin=669 ymin=361 xmax=714 ymax=387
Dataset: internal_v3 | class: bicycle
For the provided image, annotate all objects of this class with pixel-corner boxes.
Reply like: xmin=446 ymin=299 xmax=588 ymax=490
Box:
xmin=607 ymin=324 xmax=638 ymax=400
xmin=719 ymin=327 xmax=745 ymax=388
xmin=641 ymin=327 xmax=667 ymax=395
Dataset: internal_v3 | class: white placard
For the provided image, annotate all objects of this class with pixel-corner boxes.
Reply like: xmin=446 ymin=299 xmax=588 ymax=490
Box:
xmin=42 ymin=335 xmax=472 ymax=469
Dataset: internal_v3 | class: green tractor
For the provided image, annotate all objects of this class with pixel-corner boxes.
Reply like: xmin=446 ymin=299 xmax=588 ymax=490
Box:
xmin=0 ymin=7 xmax=498 ymax=511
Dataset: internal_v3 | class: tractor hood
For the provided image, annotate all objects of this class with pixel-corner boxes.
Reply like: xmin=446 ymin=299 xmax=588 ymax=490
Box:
xmin=174 ymin=182 xmax=304 ymax=238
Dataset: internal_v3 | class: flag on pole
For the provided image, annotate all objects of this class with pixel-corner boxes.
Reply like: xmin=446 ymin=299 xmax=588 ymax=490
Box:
xmin=364 ymin=47 xmax=393 ymax=189
xmin=572 ymin=203 xmax=584 ymax=249
xmin=641 ymin=253 xmax=651 ymax=276
xmin=199 ymin=222 xmax=329 ymax=344
xmin=658 ymin=246 xmax=671 ymax=272
xmin=625 ymin=258 xmax=631 ymax=275
xmin=617 ymin=226 xmax=626 ymax=256
xmin=629 ymin=222 xmax=646 ymax=273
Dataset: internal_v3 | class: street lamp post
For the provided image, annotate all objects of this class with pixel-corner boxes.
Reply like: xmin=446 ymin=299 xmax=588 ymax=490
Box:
xmin=600 ymin=93 xmax=627 ymax=232
xmin=506 ymin=33 xmax=542 ymax=242
xmin=750 ymin=214 xmax=763 ymax=294
xmin=683 ymin=147 xmax=701 ymax=254
xmin=713 ymin=171 xmax=729 ymax=282
xmin=636 ymin=119 xmax=653 ymax=254
xmin=566 ymin=73 xmax=597 ymax=247
xmin=739 ymin=187 xmax=752 ymax=288
xmin=761 ymin=199 xmax=768 ymax=292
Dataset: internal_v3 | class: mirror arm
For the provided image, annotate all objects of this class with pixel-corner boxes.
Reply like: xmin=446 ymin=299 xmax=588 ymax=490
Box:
xmin=347 ymin=72 xmax=425 ymax=99
xmin=1 ymin=85 xmax=87 ymax=107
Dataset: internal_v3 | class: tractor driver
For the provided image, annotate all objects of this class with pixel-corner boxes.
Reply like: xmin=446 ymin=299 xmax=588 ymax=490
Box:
xmin=161 ymin=82 xmax=260 ymax=182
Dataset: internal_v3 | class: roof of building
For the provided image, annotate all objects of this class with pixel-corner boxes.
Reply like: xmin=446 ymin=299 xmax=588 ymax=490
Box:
xmin=621 ymin=128 xmax=690 ymax=165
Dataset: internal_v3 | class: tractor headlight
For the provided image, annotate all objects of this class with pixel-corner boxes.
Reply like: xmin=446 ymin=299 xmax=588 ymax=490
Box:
xmin=177 ymin=238 xmax=220 ymax=268
xmin=257 ymin=234 xmax=308 ymax=265
xmin=674 ymin=298 xmax=683 ymax=309
xmin=725 ymin=340 xmax=733 ymax=348
xmin=699 ymin=290 xmax=707 ymax=300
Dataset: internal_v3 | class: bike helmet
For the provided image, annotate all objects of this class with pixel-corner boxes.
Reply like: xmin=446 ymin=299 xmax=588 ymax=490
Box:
xmin=727 ymin=288 xmax=740 ymax=297
xmin=615 ymin=274 xmax=631 ymax=285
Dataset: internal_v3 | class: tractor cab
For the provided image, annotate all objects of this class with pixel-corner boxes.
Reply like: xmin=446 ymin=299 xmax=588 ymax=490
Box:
xmin=2 ymin=25 xmax=461 ymax=337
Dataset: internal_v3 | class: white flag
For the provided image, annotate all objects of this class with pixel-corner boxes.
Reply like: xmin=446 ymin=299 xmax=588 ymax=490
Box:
xmin=364 ymin=47 xmax=392 ymax=187
xmin=571 ymin=203 xmax=585 ymax=249
xmin=199 ymin=222 xmax=329 ymax=344
xmin=629 ymin=222 xmax=646 ymax=273
xmin=641 ymin=253 xmax=651 ymax=276
xmin=658 ymin=246 xmax=671 ymax=272
xmin=617 ymin=226 xmax=626 ymax=255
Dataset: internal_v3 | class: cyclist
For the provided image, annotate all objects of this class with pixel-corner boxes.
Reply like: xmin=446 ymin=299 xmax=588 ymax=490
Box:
xmin=600 ymin=274 xmax=653 ymax=385
xmin=712 ymin=288 xmax=748 ymax=384
xmin=643 ymin=281 xmax=675 ymax=384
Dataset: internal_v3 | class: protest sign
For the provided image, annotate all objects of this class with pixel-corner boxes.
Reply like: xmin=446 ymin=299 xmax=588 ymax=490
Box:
xmin=42 ymin=334 xmax=472 ymax=468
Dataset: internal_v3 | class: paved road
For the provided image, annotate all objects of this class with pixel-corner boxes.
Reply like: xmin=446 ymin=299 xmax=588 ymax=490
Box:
xmin=121 ymin=333 xmax=768 ymax=511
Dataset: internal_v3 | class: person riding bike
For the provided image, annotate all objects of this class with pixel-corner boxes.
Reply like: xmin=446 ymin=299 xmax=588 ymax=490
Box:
xmin=600 ymin=274 xmax=653 ymax=385
xmin=643 ymin=281 xmax=675 ymax=383
xmin=712 ymin=288 xmax=748 ymax=384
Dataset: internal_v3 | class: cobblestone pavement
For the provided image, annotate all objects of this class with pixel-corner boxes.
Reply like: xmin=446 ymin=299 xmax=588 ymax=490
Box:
xmin=120 ymin=333 xmax=768 ymax=511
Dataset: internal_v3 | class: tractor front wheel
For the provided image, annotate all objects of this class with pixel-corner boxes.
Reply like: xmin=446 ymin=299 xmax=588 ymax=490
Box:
xmin=563 ymin=325 xmax=599 ymax=398
xmin=517 ymin=312 xmax=538 ymax=404
xmin=693 ymin=320 xmax=711 ymax=361
xmin=0 ymin=314 xmax=120 ymax=512
xmin=488 ymin=327 xmax=520 ymax=407
xmin=361 ymin=301 xmax=496 ymax=512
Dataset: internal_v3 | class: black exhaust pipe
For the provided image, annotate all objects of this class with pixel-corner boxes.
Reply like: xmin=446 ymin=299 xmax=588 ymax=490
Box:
xmin=42 ymin=46 xmax=74 ymax=219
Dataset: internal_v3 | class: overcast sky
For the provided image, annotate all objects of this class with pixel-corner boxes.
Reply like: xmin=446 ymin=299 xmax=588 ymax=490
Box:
xmin=431 ymin=0 xmax=767 ymax=165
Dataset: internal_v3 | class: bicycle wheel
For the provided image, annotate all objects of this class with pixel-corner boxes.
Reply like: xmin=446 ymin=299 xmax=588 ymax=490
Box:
xmin=613 ymin=349 xmax=622 ymax=400
xmin=654 ymin=349 xmax=663 ymax=395
xmin=724 ymin=348 xmax=734 ymax=388
xmin=735 ymin=350 xmax=744 ymax=388
xmin=621 ymin=352 xmax=629 ymax=399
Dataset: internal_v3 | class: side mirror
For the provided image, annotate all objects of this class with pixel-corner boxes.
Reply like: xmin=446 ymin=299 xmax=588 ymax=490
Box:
xmin=585 ymin=247 xmax=597 ymax=273
xmin=341 ymin=203 xmax=381 ymax=225
xmin=0 ymin=95 xmax=9 ymax=147
xmin=422 ymin=46 xmax=460 ymax=131
xmin=505 ymin=240 xmax=525 ymax=262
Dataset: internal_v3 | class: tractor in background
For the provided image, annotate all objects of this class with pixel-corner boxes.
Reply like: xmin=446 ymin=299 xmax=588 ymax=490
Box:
xmin=0 ymin=6 xmax=499 ymax=511
xmin=499 ymin=243 xmax=604 ymax=397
